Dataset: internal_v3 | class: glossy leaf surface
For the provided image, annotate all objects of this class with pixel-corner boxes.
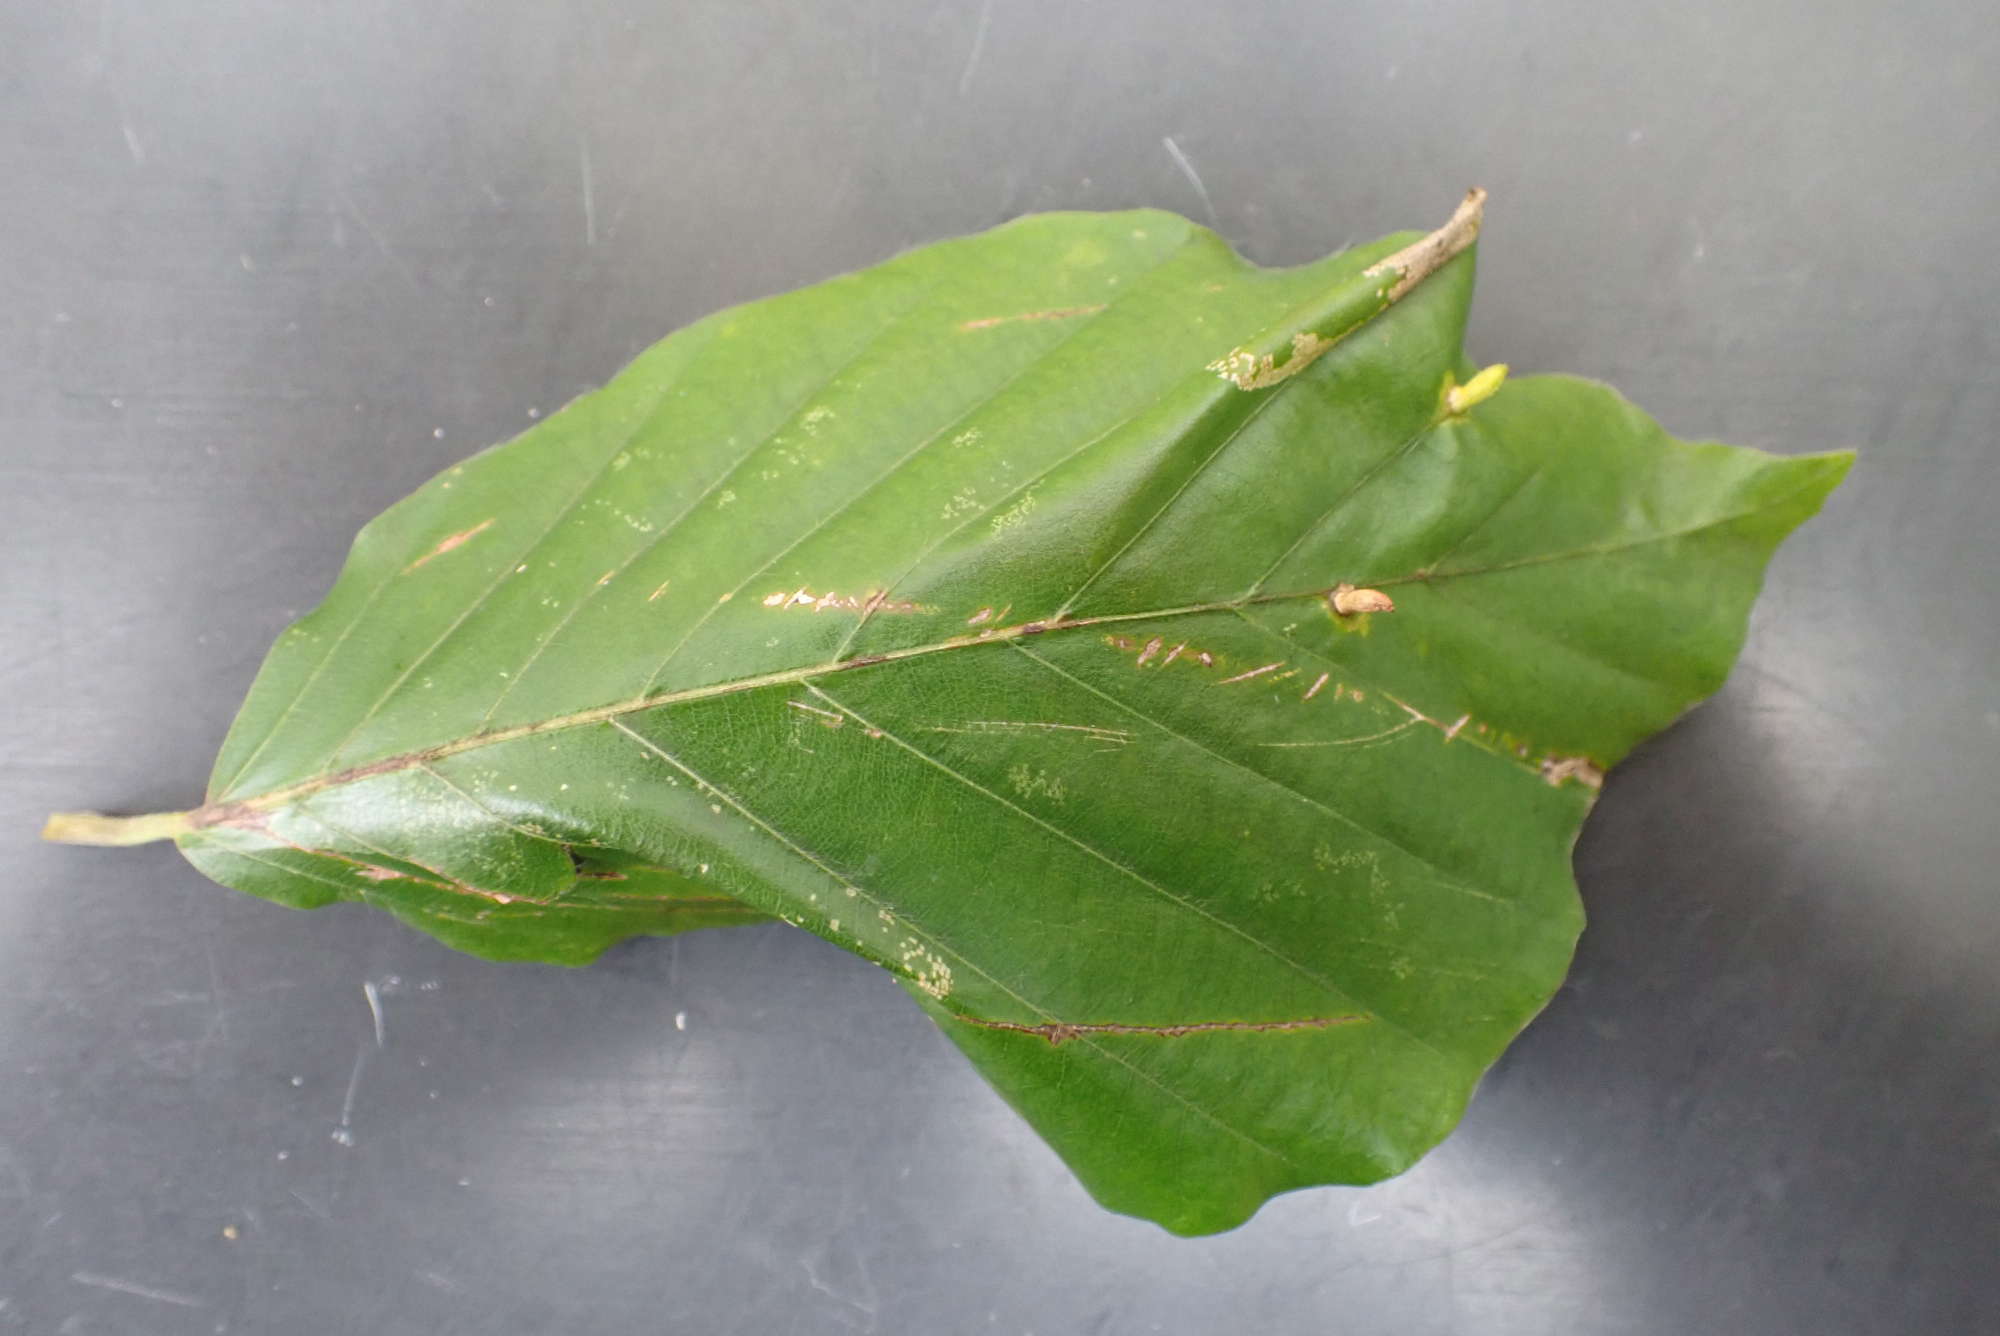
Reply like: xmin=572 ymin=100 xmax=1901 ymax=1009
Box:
xmin=65 ymin=196 xmax=1847 ymax=1233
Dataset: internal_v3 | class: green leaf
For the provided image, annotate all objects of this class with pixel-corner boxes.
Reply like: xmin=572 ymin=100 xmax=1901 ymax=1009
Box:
xmin=46 ymin=192 xmax=1848 ymax=1234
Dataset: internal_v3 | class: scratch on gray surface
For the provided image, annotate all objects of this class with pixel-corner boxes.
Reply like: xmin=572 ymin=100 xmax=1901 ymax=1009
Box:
xmin=800 ymin=1255 xmax=878 ymax=1331
xmin=334 ymin=183 xmax=420 ymax=291
xmin=957 ymin=0 xmax=993 ymax=96
xmin=334 ymin=1044 xmax=368 ymax=1145
xmin=119 ymin=121 xmax=144 ymax=163
xmin=578 ymin=133 xmax=597 ymax=246
xmin=289 ymin=1189 xmax=331 ymax=1221
xmin=145 ymin=979 xmax=297 ymax=1007
xmin=362 ymin=979 xmax=385 ymax=1047
xmin=202 ymin=938 xmax=230 ymax=1044
xmin=0 ymin=1144 xmax=29 ymax=1201
xmin=1161 ymin=135 xmax=1218 ymax=227
xmin=71 ymin=1273 xmax=205 ymax=1308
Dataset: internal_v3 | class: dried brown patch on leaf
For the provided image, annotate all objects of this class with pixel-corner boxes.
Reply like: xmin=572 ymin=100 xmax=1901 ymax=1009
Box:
xmin=957 ymin=304 xmax=1107 ymax=332
xmin=403 ymin=518 xmax=495 ymax=573
xmin=761 ymin=586 xmax=929 ymax=615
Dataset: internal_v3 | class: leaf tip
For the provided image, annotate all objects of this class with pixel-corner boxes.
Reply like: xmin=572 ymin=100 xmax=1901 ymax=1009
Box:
xmin=1364 ymin=187 xmax=1488 ymax=299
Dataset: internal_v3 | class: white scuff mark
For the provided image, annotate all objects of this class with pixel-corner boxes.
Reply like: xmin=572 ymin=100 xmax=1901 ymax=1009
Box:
xmin=674 ymin=1011 xmax=687 ymax=1031
xmin=957 ymin=0 xmax=993 ymax=96
xmin=71 ymin=1272 xmax=205 ymax=1308
xmin=362 ymin=980 xmax=385 ymax=1047
xmin=577 ymin=132 xmax=597 ymax=246
xmin=1161 ymin=135 xmax=1217 ymax=228
xmin=120 ymin=122 xmax=145 ymax=163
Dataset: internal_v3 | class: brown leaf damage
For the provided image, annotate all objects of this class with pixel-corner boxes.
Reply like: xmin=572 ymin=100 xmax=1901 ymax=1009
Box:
xmin=957 ymin=304 xmax=1107 ymax=332
xmin=1364 ymin=187 xmax=1486 ymax=300
xmin=403 ymin=518 xmax=495 ymax=573
xmin=761 ymin=586 xmax=928 ymax=614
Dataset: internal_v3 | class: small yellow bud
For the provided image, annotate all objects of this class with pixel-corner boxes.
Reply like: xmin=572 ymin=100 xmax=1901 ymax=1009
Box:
xmin=1445 ymin=363 xmax=1509 ymax=415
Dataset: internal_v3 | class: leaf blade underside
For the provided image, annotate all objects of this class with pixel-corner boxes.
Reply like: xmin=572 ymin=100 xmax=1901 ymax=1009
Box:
xmin=159 ymin=198 xmax=1845 ymax=1234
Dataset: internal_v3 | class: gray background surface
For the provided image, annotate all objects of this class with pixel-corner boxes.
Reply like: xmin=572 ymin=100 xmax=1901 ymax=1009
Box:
xmin=4 ymin=2 xmax=1996 ymax=1332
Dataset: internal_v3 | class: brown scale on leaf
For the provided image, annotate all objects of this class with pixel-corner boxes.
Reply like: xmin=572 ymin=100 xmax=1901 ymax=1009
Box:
xmin=1329 ymin=583 xmax=1395 ymax=616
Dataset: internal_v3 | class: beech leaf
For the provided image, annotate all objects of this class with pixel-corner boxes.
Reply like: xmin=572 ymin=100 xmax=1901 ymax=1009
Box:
xmin=46 ymin=192 xmax=1848 ymax=1234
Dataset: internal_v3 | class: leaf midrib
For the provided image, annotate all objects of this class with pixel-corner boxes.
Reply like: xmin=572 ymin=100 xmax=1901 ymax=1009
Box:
xmin=188 ymin=589 xmax=1319 ymax=824
xmin=193 ymin=476 xmax=1814 ymax=829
